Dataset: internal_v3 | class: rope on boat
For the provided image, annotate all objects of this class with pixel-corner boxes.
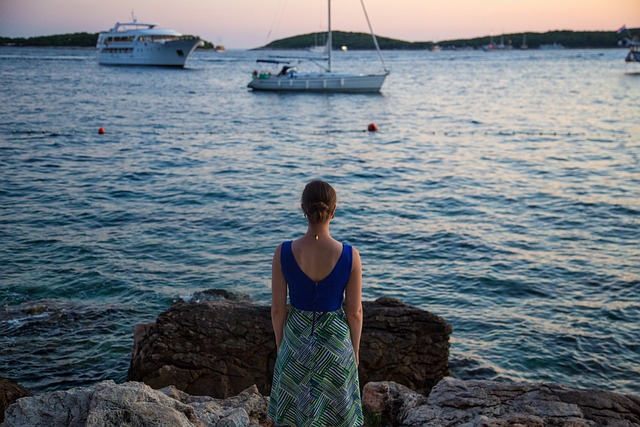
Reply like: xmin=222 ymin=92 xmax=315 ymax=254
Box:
xmin=360 ymin=0 xmax=388 ymax=73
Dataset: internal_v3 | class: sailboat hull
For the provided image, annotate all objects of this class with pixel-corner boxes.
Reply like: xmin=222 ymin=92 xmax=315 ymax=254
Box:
xmin=248 ymin=72 xmax=388 ymax=93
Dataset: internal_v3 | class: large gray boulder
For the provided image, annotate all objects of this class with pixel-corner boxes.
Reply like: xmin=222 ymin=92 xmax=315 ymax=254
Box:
xmin=362 ymin=377 xmax=640 ymax=426
xmin=2 ymin=380 xmax=269 ymax=427
xmin=127 ymin=289 xmax=451 ymax=398
xmin=0 ymin=378 xmax=29 ymax=423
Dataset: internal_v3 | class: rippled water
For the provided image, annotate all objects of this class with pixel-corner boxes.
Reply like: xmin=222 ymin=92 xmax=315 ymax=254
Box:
xmin=1 ymin=46 xmax=639 ymax=395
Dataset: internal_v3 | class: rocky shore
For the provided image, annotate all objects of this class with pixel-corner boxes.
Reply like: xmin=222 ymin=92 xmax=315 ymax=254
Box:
xmin=363 ymin=379 xmax=640 ymax=426
xmin=2 ymin=290 xmax=639 ymax=426
xmin=127 ymin=289 xmax=451 ymax=398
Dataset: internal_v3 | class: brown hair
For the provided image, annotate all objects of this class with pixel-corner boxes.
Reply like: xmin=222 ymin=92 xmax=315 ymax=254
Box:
xmin=301 ymin=180 xmax=337 ymax=224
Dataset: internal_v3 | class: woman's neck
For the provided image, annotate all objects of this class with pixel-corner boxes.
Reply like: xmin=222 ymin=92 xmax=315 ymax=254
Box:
xmin=305 ymin=223 xmax=331 ymax=240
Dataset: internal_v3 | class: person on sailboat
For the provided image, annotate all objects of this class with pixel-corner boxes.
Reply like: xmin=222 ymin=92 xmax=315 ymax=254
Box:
xmin=277 ymin=65 xmax=297 ymax=77
xmin=268 ymin=180 xmax=365 ymax=427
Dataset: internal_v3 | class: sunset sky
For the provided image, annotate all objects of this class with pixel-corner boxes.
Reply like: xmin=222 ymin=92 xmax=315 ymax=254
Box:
xmin=0 ymin=0 xmax=638 ymax=48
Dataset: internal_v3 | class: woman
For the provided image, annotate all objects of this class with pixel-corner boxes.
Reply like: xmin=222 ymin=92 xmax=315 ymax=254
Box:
xmin=268 ymin=180 xmax=364 ymax=427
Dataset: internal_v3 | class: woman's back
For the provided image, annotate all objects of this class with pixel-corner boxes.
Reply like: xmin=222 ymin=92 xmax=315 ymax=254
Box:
xmin=290 ymin=237 xmax=344 ymax=283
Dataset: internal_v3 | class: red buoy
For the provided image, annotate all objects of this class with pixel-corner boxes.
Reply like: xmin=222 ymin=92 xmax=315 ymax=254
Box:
xmin=367 ymin=123 xmax=378 ymax=132
xmin=98 ymin=127 xmax=105 ymax=135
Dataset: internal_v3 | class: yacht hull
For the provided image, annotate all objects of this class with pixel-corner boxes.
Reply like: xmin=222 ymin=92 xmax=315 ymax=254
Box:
xmin=247 ymin=72 xmax=388 ymax=93
xmin=97 ymin=38 xmax=201 ymax=67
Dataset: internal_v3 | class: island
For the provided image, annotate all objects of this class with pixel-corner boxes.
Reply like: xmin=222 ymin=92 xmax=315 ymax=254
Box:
xmin=0 ymin=32 xmax=219 ymax=50
xmin=1 ymin=29 xmax=635 ymax=50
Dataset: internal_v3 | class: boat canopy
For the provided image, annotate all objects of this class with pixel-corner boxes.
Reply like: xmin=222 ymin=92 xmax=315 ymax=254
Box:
xmin=257 ymin=59 xmax=290 ymax=64
xmin=110 ymin=22 xmax=159 ymax=32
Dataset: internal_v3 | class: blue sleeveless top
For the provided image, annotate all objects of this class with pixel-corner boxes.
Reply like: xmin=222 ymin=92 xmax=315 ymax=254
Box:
xmin=281 ymin=240 xmax=353 ymax=312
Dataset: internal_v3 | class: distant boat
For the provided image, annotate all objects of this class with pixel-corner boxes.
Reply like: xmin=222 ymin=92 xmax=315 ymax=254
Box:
xmin=624 ymin=36 xmax=640 ymax=63
xmin=308 ymin=33 xmax=329 ymax=54
xmin=308 ymin=42 xmax=328 ymax=54
xmin=247 ymin=0 xmax=389 ymax=93
xmin=539 ymin=43 xmax=565 ymax=50
xmin=520 ymin=34 xmax=528 ymax=50
xmin=482 ymin=34 xmax=513 ymax=51
xmin=96 ymin=17 xmax=202 ymax=66
xmin=625 ymin=41 xmax=639 ymax=63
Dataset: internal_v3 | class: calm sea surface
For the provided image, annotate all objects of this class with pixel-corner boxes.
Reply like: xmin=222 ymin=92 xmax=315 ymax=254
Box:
xmin=1 ymin=47 xmax=639 ymax=395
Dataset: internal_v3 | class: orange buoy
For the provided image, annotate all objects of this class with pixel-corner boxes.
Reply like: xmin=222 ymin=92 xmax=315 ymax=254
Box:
xmin=367 ymin=123 xmax=378 ymax=132
xmin=98 ymin=127 xmax=105 ymax=134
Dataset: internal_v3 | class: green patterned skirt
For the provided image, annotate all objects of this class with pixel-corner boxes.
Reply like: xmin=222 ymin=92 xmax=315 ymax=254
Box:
xmin=268 ymin=307 xmax=364 ymax=427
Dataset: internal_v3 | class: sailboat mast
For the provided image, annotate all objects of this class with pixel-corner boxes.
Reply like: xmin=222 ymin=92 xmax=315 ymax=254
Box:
xmin=327 ymin=0 xmax=332 ymax=72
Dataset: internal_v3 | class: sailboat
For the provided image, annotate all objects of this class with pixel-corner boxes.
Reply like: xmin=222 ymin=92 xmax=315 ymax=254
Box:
xmin=308 ymin=32 xmax=329 ymax=54
xmin=247 ymin=0 xmax=389 ymax=93
xmin=482 ymin=34 xmax=513 ymax=51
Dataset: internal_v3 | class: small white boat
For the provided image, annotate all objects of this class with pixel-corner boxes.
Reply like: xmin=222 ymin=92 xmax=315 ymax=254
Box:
xmin=624 ymin=38 xmax=640 ymax=63
xmin=96 ymin=18 xmax=202 ymax=67
xmin=248 ymin=0 xmax=389 ymax=93
xmin=308 ymin=34 xmax=329 ymax=54
xmin=539 ymin=43 xmax=565 ymax=50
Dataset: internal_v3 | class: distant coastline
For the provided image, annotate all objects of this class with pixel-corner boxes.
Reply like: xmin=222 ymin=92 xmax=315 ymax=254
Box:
xmin=260 ymin=29 xmax=636 ymax=50
xmin=0 ymin=32 xmax=217 ymax=50
xmin=1 ymin=29 xmax=636 ymax=50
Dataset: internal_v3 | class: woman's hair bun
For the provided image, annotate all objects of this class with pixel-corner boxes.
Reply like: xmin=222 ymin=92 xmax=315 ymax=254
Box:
xmin=301 ymin=180 xmax=337 ymax=224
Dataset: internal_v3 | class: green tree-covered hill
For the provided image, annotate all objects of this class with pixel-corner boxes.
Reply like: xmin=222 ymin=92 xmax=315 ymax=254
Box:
xmin=0 ymin=32 xmax=99 ymax=47
xmin=262 ymin=29 xmax=636 ymax=50
xmin=438 ymin=30 xmax=635 ymax=50
xmin=263 ymin=31 xmax=433 ymax=50
xmin=0 ymin=32 xmax=216 ymax=49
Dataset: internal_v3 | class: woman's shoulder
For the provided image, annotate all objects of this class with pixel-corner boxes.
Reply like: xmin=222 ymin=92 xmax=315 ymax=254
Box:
xmin=272 ymin=241 xmax=289 ymax=258
xmin=275 ymin=240 xmax=293 ymax=249
xmin=340 ymin=241 xmax=358 ymax=253
xmin=347 ymin=244 xmax=361 ymax=265
xmin=272 ymin=242 xmax=282 ymax=259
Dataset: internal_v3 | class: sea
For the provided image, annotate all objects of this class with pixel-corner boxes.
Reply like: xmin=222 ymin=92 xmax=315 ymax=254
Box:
xmin=1 ymin=46 xmax=639 ymax=396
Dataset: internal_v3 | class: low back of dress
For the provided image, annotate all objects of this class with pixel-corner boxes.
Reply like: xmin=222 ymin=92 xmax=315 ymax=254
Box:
xmin=280 ymin=240 xmax=352 ymax=312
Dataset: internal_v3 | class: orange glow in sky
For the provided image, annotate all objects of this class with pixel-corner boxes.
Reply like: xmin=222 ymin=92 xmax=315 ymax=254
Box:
xmin=0 ymin=0 xmax=638 ymax=48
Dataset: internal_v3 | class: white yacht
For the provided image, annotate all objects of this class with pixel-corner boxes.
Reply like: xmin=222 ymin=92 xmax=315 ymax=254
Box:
xmin=96 ymin=19 xmax=203 ymax=67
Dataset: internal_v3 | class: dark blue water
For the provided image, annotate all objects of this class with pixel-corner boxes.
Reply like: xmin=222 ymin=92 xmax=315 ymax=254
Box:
xmin=1 ymin=47 xmax=639 ymax=395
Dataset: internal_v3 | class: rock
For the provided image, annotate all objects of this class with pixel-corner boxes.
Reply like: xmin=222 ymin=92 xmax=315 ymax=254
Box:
xmin=85 ymin=381 xmax=202 ymax=427
xmin=160 ymin=384 xmax=270 ymax=426
xmin=362 ymin=380 xmax=426 ymax=424
xmin=358 ymin=296 xmax=451 ymax=394
xmin=128 ymin=293 xmax=276 ymax=399
xmin=362 ymin=377 xmax=640 ymax=426
xmin=127 ymin=290 xmax=451 ymax=398
xmin=0 ymin=378 xmax=29 ymax=423
xmin=190 ymin=289 xmax=252 ymax=303
xmin=2 ymin=380 xmax=270 ymax=427
xmin=3 ymin=382 xmax=94 ymax=427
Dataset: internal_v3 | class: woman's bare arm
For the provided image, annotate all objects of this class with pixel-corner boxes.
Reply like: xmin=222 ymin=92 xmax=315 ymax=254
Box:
xmin=344 ymin=246 xmax=363 ymax=366
xmin=271 ymin=243 xmax=287 ymax=352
